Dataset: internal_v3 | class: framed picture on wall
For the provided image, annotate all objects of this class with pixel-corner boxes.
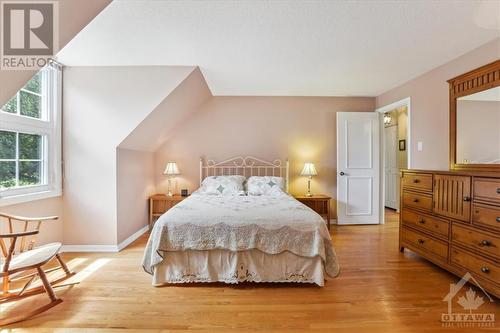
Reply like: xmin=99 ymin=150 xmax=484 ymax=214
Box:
xmin=399 ymin=139 xmax=406 ymax=151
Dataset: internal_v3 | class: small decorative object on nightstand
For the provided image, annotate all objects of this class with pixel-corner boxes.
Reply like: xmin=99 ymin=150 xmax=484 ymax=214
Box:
xmin=300 ymin=162 xmax=318 ymax=197
xmin=148 ymin=194 xmax=187 ymax=228
xmin=294 ymin=194 xmax=331 ymax=230
xmin=163 ymin=162 xmax=180 ymax=196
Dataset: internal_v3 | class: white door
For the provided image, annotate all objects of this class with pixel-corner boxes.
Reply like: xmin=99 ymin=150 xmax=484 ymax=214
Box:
xmin=337 ymin=112 xmax=380 ymax=225
xmin=384 ymin=125 xmax=399 ymax=210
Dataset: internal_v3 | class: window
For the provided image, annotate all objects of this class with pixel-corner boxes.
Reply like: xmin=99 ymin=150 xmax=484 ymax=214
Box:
xmin=0 ymin=63 xmax=62 ymax=205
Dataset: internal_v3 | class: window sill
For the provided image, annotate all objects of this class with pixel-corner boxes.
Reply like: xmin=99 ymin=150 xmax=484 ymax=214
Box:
xmin=0 ymin=188 xmax=62 ymax=207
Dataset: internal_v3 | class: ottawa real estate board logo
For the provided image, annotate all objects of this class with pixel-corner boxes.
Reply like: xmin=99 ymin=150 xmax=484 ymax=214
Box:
xmin=442 ymin=272 xmax=495 ymax=328
xmin=1 ymin=1 xmax=58 ymax=70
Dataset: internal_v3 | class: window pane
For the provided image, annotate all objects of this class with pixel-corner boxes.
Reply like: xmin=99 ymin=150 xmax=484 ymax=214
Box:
xmin=20 ymin=90 xmax=41 ymax=118
xmin=0 ymin=161 xmax=16 ymax=188
xmin=19 ymin=133 xmax=41 ymax=159
xmin=23 ymin=71 xmax=41 ymax=94
xmin=0 ymin=130 xmax=16 ymax=159
xmin=1 ymin=95 xmax=17 ymax=114
xmin=19 ymin=161 xmax=41 ymax=186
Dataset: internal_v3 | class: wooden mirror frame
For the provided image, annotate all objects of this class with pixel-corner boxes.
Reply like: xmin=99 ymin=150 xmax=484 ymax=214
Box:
xmin=448 ymin=59 xmax=500 ymax=172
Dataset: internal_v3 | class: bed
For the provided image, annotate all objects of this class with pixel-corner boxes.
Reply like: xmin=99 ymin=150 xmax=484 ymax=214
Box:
xmin=142 ymin=156 xmax=340 ymax=286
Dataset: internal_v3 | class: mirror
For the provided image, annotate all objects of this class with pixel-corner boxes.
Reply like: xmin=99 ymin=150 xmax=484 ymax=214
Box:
xmin=456 ymin=86 xmax=500 ymax=165
xmin=449 ymin=60 xmax=500 ymax=172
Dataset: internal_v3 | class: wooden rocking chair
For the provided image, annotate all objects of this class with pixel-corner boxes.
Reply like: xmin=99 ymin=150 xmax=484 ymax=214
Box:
xmin=0 ymin=213 xmax=77 ymax=326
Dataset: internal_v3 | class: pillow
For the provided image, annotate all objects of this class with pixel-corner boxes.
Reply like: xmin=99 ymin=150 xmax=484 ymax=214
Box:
xmin=198 ymin=175 xmax=246 ymax=195
xmin=247 ymin=176 xmax=286 ymax=196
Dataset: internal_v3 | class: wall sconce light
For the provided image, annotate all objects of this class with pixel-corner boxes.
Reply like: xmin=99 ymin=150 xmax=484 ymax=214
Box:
xmin=383 ymin=114 xmax=392 ymax=125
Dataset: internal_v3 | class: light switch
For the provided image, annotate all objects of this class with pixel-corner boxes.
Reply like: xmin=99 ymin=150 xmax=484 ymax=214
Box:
xmin=417 ymin=141 xmax=423 ymax=152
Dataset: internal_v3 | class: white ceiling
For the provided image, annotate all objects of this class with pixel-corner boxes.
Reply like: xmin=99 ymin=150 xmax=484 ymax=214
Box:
xmin=57 ymin=0 xmax=500 ymax=96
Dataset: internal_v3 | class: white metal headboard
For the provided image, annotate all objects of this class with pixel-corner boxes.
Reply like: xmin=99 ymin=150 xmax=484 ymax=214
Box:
xmin=200 ymin=156 xmax=289 ymax=192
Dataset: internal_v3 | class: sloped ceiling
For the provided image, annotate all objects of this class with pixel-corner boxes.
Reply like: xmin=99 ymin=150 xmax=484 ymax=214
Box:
xmin=57 ymin=0 xmax=500 ymax=96
xmin=119 ymin=67 xmax=212 ymax=152
xmin=0 ymin=0 xmax=112 ymax=106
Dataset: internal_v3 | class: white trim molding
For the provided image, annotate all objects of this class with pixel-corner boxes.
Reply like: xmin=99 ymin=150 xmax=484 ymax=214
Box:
xmin=117 ymin=225 xmax=149 ymax=251
xmin=60 ymin=244 xmax=119 ymax=253
xmin=61 ymin=225 xmax=149 ymax=253
xmin=375 ymin=96 xmax=412 ymax=225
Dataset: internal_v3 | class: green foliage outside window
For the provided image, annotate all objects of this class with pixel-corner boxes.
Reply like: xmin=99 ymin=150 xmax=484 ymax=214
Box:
xmin=1 ymin=72 xmax=42 ymax=118
xmin=0 ymin=71 xmax=44 ymax=189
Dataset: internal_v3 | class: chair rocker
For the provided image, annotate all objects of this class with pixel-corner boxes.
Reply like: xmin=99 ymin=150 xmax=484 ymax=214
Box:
xmin=0 ymin=213 xmax=77 ymax=326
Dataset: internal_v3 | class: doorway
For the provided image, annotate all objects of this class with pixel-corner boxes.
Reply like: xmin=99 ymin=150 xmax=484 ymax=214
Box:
xmin=376 ymin=98 xmax=411 ymax=217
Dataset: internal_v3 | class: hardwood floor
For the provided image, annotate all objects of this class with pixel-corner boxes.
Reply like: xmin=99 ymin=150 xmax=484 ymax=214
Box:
xmin=2 ymin=209 xmax=498 ymax=332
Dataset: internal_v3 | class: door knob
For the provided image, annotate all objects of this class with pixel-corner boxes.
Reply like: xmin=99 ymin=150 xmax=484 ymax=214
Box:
xmin=463 ymin=197 xmax=471 ymax=202
xmin=481 ymin=267 xmax=490 ymax=274
xmin=339 ymin=172 xmax=346 ymax=176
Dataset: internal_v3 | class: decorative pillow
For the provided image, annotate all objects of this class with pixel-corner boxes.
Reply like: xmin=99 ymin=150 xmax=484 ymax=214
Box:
xmin=247 ymin=176 xmax=286 ymax=196
xmin=199 ymin=175 xmax=246 ymax=195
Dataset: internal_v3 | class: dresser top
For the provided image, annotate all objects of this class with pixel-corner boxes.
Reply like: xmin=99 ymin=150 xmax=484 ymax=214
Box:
xmin=401 ymin=169 xmax=500 ymax=178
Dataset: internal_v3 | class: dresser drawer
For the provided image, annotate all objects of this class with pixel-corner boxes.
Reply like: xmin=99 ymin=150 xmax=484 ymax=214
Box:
xmin=403 ymin=191 xmax=433 ymax=212
xmin=451 ymin=247 xmax=499 ymax=285
xmin=401 ymin=209 xmax=449 ymax=238
xmin=402 ymin=173 xmax=433 ymax=192
xmin=472 ymin=203 xmax=500 ymax=231
xmin=402 ymin=227 xmax=448 ymax=259
xmin=451 ymin=224 xmax=499 ymax=259
xmin=474 ymin=178 xmax=500 ymax=205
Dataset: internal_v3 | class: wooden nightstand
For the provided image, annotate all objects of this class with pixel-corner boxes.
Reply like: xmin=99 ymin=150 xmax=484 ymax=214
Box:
xmin=149 ymin=194 xmax=188 ymax=229
xmin=294 ymin=194 xmax=331 ymax=230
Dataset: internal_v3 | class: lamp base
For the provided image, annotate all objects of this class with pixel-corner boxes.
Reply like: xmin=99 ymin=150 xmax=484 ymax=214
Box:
xmin=305 ymin=177 xmax=313 ymax=197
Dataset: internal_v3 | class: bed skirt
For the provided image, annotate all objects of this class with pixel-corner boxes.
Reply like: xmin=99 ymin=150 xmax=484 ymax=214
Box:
xmin=152 ymin=249 xmax=325 ymax=286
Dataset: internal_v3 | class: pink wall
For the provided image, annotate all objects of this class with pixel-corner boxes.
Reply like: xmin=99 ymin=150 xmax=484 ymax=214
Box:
xmin=116 ymin=148 xmax=156 ymax=243
xmin=155 ymin=96 xmax=375 ymax=217
xmin=376 ymin=38 xmax=500 ymax=170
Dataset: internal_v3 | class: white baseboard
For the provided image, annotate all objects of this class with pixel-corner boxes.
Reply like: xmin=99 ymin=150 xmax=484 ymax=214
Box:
xmin=117 ymin=225 xmax=149 ymax=251
xmin=61 ymin=225 xmax=149 ymax=253
xmin=60 ymin=244 xmax=119 ymax=253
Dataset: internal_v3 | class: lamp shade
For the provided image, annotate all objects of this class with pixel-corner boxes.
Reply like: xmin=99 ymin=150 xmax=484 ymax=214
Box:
xmin=300 ymin=162 xmax=318 ymax=176
xmin=163 ymin=162 xmax=180 ymax=175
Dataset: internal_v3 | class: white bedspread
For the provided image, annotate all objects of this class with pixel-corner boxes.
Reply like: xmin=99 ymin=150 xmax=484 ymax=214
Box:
xmin=142 ymin=193 xmax=340 ymax=280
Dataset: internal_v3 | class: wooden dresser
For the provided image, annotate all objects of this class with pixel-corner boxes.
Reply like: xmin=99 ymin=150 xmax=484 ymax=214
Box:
xmin=400 ymin=169 xmax=500 ymax=297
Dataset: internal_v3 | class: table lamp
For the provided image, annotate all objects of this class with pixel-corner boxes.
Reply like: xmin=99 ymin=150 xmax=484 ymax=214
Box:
xmin=163 ymin=162 xmax=180 ymax=196
xmin=300 ymin=162 xmax=318 ymax=197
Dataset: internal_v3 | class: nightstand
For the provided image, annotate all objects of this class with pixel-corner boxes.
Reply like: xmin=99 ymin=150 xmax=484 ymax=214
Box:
xmin=294 ymin=194 xmax=331 ymax=230
xmin=148 ymin=194 xmax=188 ymax=229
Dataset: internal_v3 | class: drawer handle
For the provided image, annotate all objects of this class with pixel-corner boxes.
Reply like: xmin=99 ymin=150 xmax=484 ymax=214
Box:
xmin=497 ymin=217 xmax=500 ymax=223
xmin=419 ymin=219 xmax=426 ymax=224
xmin=497 ymin=188 xmax=500 ymax=194
xmin=417 ymin=239 xmax=425 ymax=244
xmin=463 ymin=196 xmax=471 ymax=202
xmin=481 ymin=267 xmax=490 ymax=274
xmin=479 ymin=240 xmax=491 ymax=247
xmin=413 ymin=198 xmax=419 ymax=203
xmin=412 ymin=179 xmax=420 ymax=184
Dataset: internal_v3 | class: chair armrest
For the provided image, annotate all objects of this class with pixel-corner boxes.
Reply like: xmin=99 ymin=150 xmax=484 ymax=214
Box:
xmin=0 ymin=230 xmax=39 ymax=238
xmin=0 ymin=212 xmax=58 ymax=222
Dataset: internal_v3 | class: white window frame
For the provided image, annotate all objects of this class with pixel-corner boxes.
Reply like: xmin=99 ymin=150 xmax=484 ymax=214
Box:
xmin=0 ymin=64 xmax=62 ymax=206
